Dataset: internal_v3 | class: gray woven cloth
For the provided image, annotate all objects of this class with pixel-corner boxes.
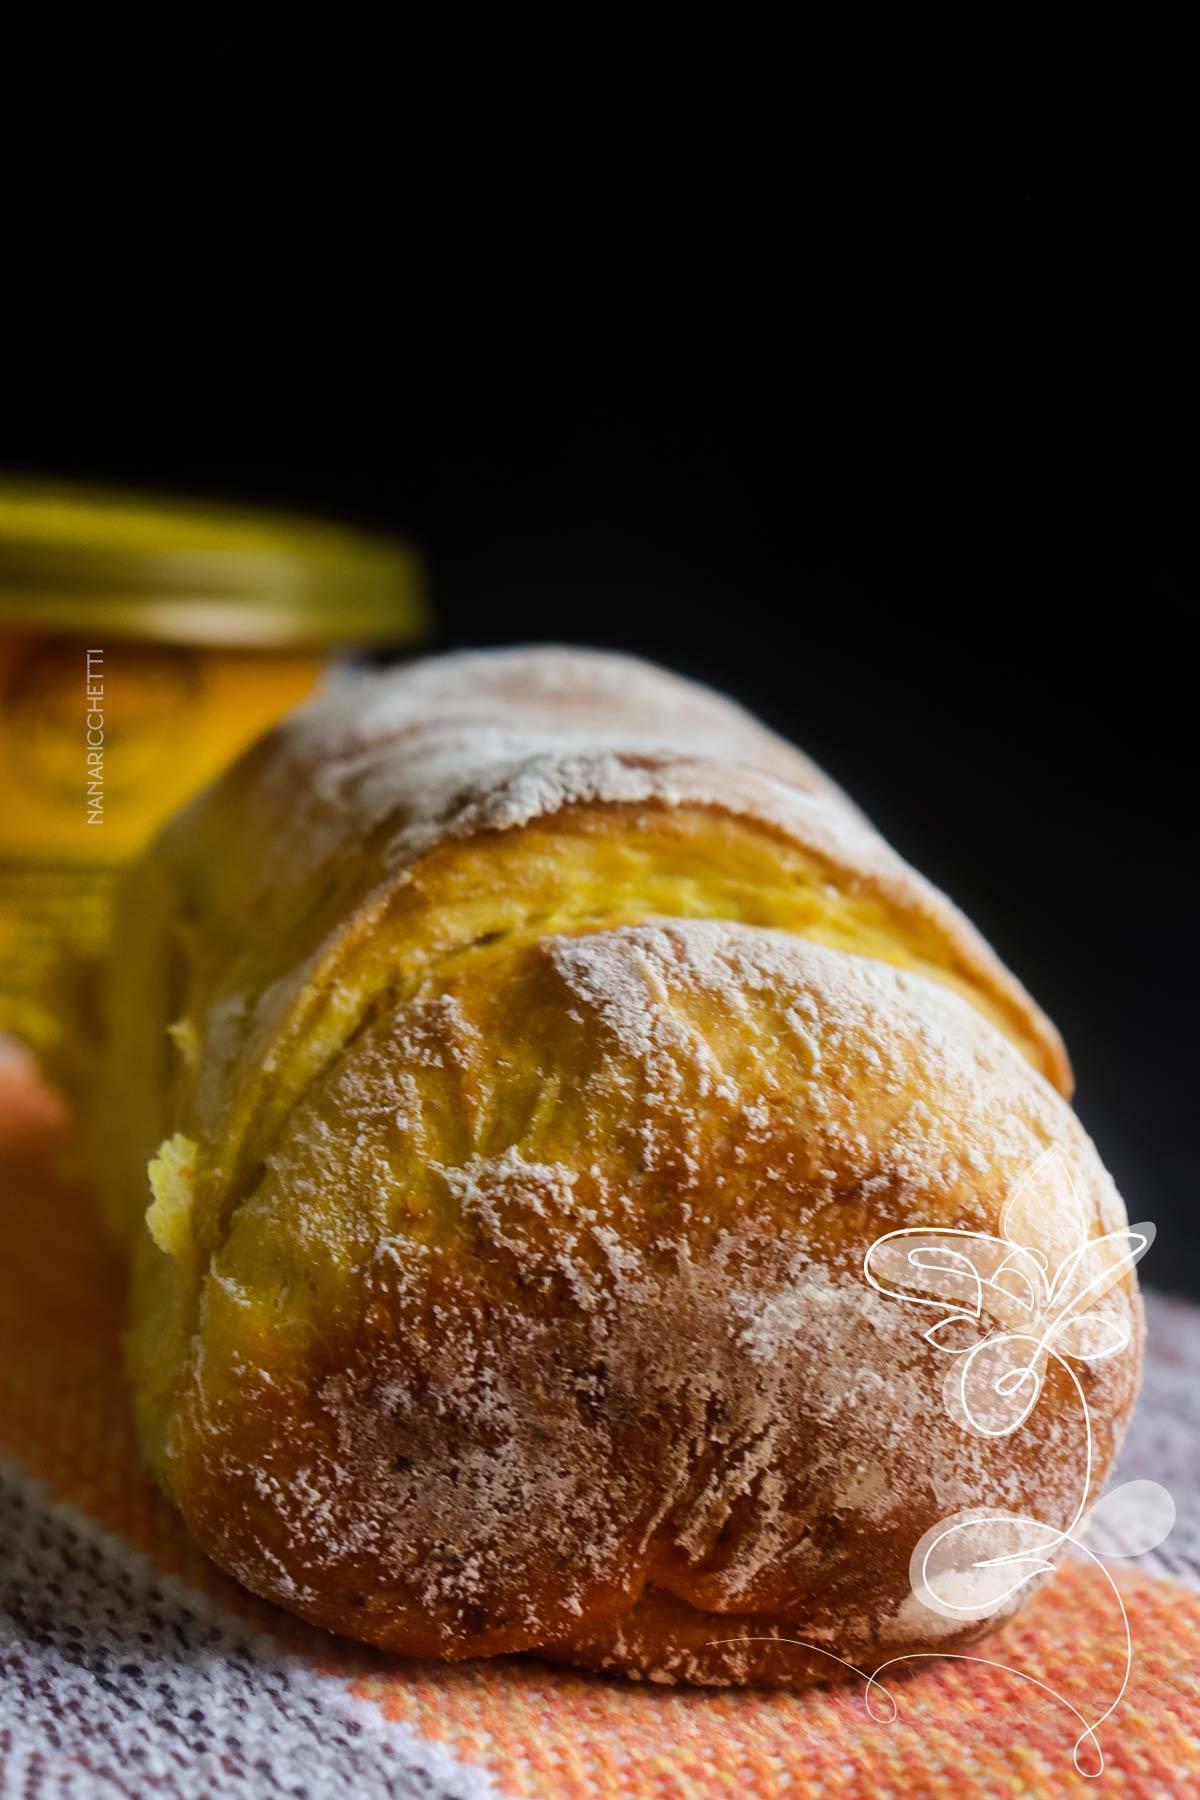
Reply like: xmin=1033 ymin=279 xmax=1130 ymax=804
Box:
xmin=1103 ymin=1288 xmax=1200 ymax=1588
xmin=0 ymin=1464 xmax=499 ymax=1800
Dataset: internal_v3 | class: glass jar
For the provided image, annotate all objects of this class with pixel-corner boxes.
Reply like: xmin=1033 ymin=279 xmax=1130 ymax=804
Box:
xmin=0 ymin=481 xmax=428 ymax=1048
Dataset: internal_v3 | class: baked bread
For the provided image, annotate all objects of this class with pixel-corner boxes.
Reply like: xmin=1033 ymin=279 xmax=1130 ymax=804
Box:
xmin=83 ymin=646 xmax=1142 ymax=1684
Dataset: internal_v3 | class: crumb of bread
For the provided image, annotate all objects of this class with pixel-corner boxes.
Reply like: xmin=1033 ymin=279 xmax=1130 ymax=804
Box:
xmin=146 ymin=1133 xmax=198 ymax=1257
xmin=167 ymin=1016 xmax=200 ymax=1070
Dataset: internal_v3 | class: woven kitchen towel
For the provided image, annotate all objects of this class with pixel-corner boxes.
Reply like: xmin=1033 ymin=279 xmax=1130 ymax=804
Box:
xmin=2 ymin=1054 xmax=1198 ymax=1799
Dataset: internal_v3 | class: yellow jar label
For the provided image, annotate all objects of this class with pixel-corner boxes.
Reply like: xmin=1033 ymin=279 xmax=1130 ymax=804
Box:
xmin=0 ymin=634 xmax=323 ymax=1044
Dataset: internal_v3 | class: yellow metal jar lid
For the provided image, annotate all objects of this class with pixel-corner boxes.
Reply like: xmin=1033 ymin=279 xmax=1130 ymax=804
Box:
xmin=0 ymin=480 xmax=429 ymax=648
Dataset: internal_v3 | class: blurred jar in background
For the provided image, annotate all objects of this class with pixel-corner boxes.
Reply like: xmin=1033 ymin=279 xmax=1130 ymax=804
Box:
xmin=0 ymin=482 xmax=427 ymax=1050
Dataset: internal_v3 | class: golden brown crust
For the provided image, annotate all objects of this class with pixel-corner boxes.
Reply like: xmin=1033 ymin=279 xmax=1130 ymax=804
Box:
xmin=160 ymin=926 xmax=1133 ymax=1675
xmin=87 ymin=648 xmax=1137 ymax=1686
xmin=92 ymin=650 xmax=1068 ymax=1251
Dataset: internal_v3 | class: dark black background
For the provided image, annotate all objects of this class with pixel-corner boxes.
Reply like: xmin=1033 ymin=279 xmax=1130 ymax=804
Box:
xmin=6 ymin=384 xmax=1194 ymax=1295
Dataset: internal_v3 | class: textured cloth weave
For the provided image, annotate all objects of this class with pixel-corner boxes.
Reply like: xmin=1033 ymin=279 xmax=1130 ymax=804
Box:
xmin=2 ymin=1058 xmax=1197 ymax=1798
